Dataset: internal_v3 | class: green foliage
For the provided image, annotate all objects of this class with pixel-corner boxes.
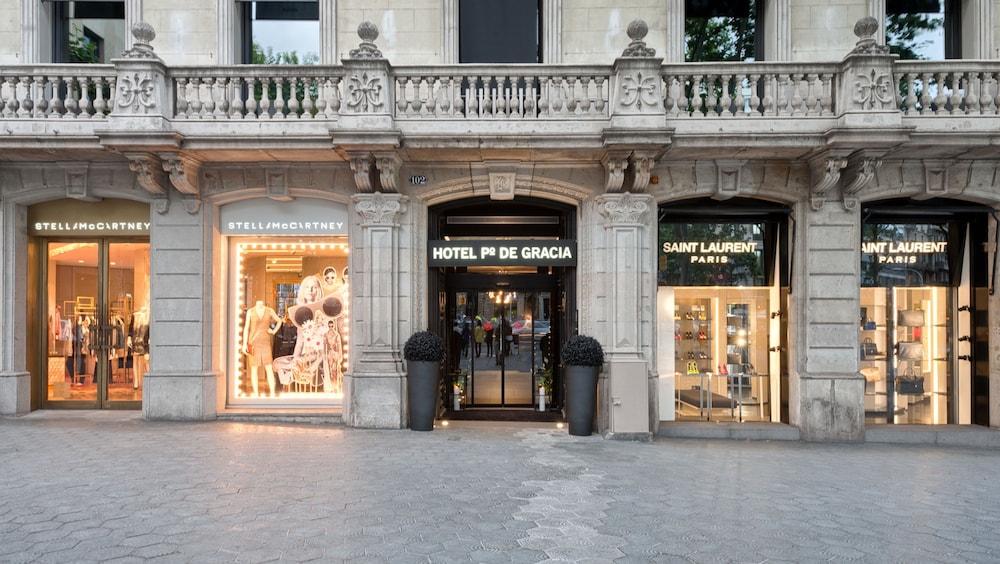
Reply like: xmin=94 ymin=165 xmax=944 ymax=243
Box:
xmin=684 ymin=6 xmax=756 ymax=62
xmin=250 ymin=41 xmax=319 ymax=65
xmin=68 ymin=24 xmax=99 ymax=64
xmin=886 ymin=13 xmax=943 ymax=60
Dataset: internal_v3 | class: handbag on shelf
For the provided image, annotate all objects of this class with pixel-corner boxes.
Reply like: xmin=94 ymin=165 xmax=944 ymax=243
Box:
xmin=897 ymin=341 xmax=923 ymax=361
xmin=860 ymin=338 xmax=880 ymax=360
xmin=898 ymin=309 xmax=925 ymax=328
xmin=863 ymin=319 xmax=877 ymax=331
xmin=860 ymin=366 xmax=881 ymax=393
xmin=895 ymin=363 xmax=925 ymax=395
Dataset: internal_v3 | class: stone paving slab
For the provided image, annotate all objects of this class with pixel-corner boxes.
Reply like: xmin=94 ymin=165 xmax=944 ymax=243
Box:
xmin=1 ymin=415 xmax=999 ymax=562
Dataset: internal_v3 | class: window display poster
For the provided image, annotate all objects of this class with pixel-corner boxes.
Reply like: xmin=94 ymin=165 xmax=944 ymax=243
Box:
xmin=861 ymin=223 xmax=955 ymax=287
xmin=658 ymin=222 xmax=766 ymax=287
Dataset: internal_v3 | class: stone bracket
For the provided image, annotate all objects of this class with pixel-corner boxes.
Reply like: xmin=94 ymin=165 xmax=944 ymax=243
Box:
xmin=602 ymin=151 xmax=630 ymax=192
xmin=374 ymin=152 xmax=402 ymax=192
xmin=159 ymin=152 xmax=201 ymax=196
xmin=809 ymin=155 xmax=848 ymax=211
xmin=347 ymin=151 xmax=402 ymax=193
xmin=124 ymin=151 xmax=169 ymax=198
xmin=841 ymin=152 xmax=884 ymax=210
xmin=602 ymin=149 xmax=661 ymax=193
xmin=347 ymin=152 xmax=375 ymax=192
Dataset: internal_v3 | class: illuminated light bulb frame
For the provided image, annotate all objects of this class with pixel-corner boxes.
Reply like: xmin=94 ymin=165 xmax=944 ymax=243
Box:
xmin=232 ymin=237 xmax=351 ymax=404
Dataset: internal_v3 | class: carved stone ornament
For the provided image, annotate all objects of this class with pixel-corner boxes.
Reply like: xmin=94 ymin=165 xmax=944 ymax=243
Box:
xmin=602 ymin=152 xmax=629 ymax=192
xmin=346 ymin=72 xmax=384 ymax=113
xmin=182 ymin=196 xmax=202 ymax=214
xmin=854 ymin=68 xmax=894 ymax=110
xmin=810 ymin=157 xmax=847 ymax=211
xmin=630 ymin=152 xmax=657 ymax=191
xmin=843 ymin=157 xmax=882 ymax=197
xmin=265 ymin=168 xmax=292 ymax=202
xmin=621 ymin=19 xmax=656 ymax=57
xmin=714 ymin=160 xmax=746 ymax=200
xmin=850 ymin=16 xmax=889 ymax=55
xmin=348 ymin=22 xmax=384 ymax=59
xmin=374 ymin=153 xmax=402 ymax=192
xmin=120 ymin=21 xmax=160 ymax=59
xmin=125 ymin=154 xmax=168 ymax=196
xmin=620 ymin=72 xmax=659 ymax=109
xmin=117 ymin=72 xmax=156 ymax=112
xmin=489 ymin=172 xmax=516 ymax=201
xmin=596 ymin=192 xmax=650 ymax=225
xmin=64 ymin=168 xmax=99 ymax=202
xmin=160 ymin=154 xmax=200 ymax=195
xmin=353 ymin=192 xmax=407 ymax=226
xmin=152 ymin=196 xmax=170 ymax=215
xmin=349 ymin=153 xmax=374 ymax=192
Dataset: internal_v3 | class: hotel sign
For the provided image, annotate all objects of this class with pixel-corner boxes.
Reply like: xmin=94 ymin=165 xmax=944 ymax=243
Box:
xmin=428 ymin=240 xmax=577 ymax=267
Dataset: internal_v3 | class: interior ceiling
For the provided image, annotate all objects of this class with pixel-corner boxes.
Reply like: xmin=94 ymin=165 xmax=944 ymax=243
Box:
xmin=48 ymin=242 xmax=148 ymax=268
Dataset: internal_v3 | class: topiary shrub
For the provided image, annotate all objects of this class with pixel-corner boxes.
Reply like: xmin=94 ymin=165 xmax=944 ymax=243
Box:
xmin=561 ymin=335 xmax=605 ymax=367
xmin=404 ymin=331 xmax=444 ymax=362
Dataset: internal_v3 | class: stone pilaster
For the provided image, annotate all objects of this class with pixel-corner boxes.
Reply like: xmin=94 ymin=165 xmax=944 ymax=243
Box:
xmin=789 ymin=197 xmax=864 ymax=441
xmin=990 ymin=213 xmax=1000 ymax=429
xmin=591 ymin=192 xmax=656 ymax=438
xmin=0 ymin=198 xmax=30 ymax=415
xmin=143 ymin=191 xmax=217 ymax=420
xmin=346 ymin=192 xmax=408 ymax=429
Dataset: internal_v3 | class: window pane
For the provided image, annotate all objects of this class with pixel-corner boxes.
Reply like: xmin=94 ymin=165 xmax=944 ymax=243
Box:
xmin=459 ymin=0 xmax=541 ymax=63
xmin=65 ymin=1 xmax=126 ymax=64
xmin=250 ymin=1 xmax=319 ymax=64
xmin=46 ymin=242 xmax=99 ymax=402
xmin=685 ymin=0 xmax=758 ymax=62
xmin=886 ymin=0 xmax=945 ymax=60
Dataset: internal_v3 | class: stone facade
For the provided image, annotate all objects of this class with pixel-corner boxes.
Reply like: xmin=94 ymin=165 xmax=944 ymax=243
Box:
xmin=1 ymin=7 xmax=999 ymax=442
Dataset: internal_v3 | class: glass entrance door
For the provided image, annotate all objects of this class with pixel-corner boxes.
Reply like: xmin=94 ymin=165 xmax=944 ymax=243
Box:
xmin=449 ymin=287 xmax=555 ymax=408
xmin=43 ymin=240 xmax=150 ymax=408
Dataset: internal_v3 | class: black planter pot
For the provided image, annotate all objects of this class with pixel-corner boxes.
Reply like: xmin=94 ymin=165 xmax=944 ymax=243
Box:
xmin=406 ymin=360 xmax=440 ymax=431
xmin=565 ymin=365 xmax=599 ymax=436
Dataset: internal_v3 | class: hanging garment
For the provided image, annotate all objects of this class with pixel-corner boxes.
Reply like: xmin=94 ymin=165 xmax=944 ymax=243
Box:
xmin=245 ymin=306 xmax=277 ymax=367
xmin=272 ymin=321 xmax=298 ymax=358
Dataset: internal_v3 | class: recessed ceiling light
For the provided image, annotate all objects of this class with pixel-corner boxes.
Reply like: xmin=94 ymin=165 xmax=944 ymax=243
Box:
xmin=77 ymin=260 xmax=84 ymax=264
xmin=110 ymin=262 xmax=117 ymax=266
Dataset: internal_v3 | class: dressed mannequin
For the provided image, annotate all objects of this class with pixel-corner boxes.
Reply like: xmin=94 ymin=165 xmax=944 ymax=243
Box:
xmin=242 ymin=300 xmax=281 ymax=397
xmin=128 ymin=304 xmax=150 ymax=391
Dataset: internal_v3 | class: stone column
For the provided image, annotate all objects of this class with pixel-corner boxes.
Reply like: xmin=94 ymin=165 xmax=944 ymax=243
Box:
xmin=789 ymin=193 xmax=864 ymax=441
xmin=143 ymin=193 xmax=217 ymax=420
xmin=0 ymin=199 xmax=30 ymax=415
xmin=345 ymin=192 xmax=408 ymax=428
xmin=990 ymin=213 xmax=1000 ymax=429
xmin=592 ymin=192 xmax=656 ymax=439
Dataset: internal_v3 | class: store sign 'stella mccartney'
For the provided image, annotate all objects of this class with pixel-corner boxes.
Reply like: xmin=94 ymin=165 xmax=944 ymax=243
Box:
xmin=428 ymin=240 xmax=577 ymax=267
xmin=861 ymin=241 xmax=947 ymax=264
xmin=661 ymin=241 xmax=759 ymax=264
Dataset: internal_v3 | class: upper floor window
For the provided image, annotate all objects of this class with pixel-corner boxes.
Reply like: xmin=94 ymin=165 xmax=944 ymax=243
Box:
xmin=459 ymin=0 xmax=541 ymax=63
xmin=685 ymin=0 xmax=763 ymax=62
xmin=52 ymin=1 xmax=125 ymax=64
xmin=886 ymin=0 xmax=961 ymax=60
xmin=241 ymin=1 xmax=319 ymax=64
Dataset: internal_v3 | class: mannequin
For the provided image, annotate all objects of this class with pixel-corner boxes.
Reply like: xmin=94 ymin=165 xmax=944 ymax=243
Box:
xmin=128 ymin=303 xmax=150 ymax=391
xmin=242 ymin=299 xmax=280 ymax=397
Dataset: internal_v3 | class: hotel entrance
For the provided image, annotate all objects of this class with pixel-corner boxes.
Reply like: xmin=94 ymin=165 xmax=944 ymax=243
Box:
xmin=428 ymin=197 xmax=577 ymax=417
xmin=445 ymin=275 xmax=557 ymax=408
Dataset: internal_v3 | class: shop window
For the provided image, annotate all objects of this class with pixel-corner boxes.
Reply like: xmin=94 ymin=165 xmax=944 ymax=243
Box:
xmin=886 ymin=0 xmax=961 ymax=60
xmin=52 ymin=1 xmax=126 ymax=64
xmin=657 ymin=212 xmax=788 ymax=423
xmin=860 ymin=221 xmax=971 ymax=425
xmin=684 ymin=0 xmax=763 ymax=62
xmin=241 ymin=1 xmax=319 ymax=64
xmin=229 ymin=239 xmax=349 ymax=404
xmin=459 ymin=0 xmax=542 ymax=63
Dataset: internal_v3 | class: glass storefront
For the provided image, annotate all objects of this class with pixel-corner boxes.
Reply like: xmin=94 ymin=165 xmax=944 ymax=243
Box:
xmin=657 ymin=204 xmax=788 ymax=423
xmin=29 ymin=199 xmax=151 ymax=409
xmin=222 ymin=198 xmax=350 ymax=406
xmin=859 ymin=214 xmax=986 ymax=425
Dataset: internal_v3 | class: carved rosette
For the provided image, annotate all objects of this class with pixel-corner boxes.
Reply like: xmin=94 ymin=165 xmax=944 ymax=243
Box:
xmin=353 ymin=192 xmax=407 ymax=227
xmin=619 ymin=72 xmax=659 ymax=109
xmin=854 ymin=68 xmax=894 ymax=110
xmin=345 ymin=72 xmax=384 ymax=113
xmin=595 ymin=192 xmax=651 ymax=225
xmin=116 ymin=72 xmax=156 ymax=113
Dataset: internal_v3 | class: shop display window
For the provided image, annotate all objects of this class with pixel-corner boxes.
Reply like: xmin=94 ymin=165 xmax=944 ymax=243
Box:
xmin=229 ymin=238 xmax=349 ymax=405
xmin=860 ymin=221 xmax=969 ymax=424
xmin=658 ymin=217 xmax=786 ymax=423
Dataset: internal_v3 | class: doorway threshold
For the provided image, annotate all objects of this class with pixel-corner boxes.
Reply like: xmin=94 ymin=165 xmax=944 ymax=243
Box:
xmin=656 ymin=421 xmax=800 ymax=441
xmin=445 ymin=409 xmax=564 ymax=423
xmin=865 ymin=425 xmax=1000 ymax=448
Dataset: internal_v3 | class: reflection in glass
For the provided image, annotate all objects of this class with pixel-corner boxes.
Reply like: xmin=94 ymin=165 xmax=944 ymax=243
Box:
xmin=886 ymin=0 xmax=946 ymax=61
xmin=247 ymin=1 xmax=320 ymax=64
xmin=60 ymin=1 xmax=126 ymax=64
xmin=108 ymin=243 xmax=150 ymax=402
xmin=684 ymin=0 xmax=759 ymax=62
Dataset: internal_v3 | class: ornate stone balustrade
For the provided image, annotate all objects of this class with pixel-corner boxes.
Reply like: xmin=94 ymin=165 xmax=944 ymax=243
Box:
xmin=660 ymin=63 xmax=838 ymax=117
xmin=392 ymin=66 xmax=611 ymax=120
xmin=0 ymin=65 xmax=117 ymax=119
xmin=170 ymin=66 xmax=345 ymax=120
xmin=894 ymin=61 xmax=1000 ymax=116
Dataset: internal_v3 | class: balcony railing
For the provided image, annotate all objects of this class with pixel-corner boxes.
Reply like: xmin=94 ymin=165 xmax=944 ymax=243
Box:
xmin=894 ymin=61 xmax=1000 ymax=116
xmin=0 ymin=65 xmax=117 ymax=119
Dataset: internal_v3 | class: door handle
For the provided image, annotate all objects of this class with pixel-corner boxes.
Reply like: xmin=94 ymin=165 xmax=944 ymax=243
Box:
xmin=769 ymin=346 xmax=783 ymax=352
xmin=958 ymin=335 xmax=972 ymax=342
xmin=958 ymin=355 xmax=974 ymax=362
